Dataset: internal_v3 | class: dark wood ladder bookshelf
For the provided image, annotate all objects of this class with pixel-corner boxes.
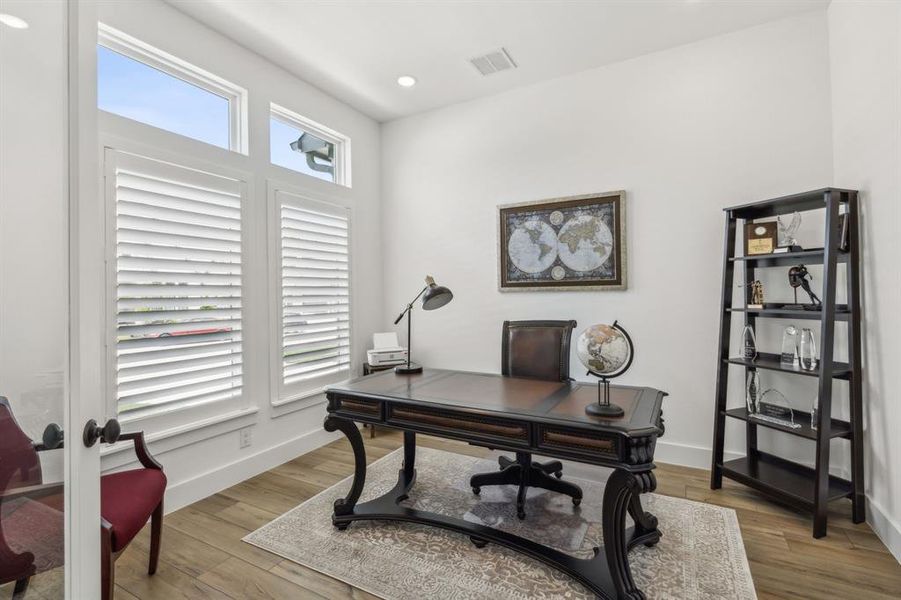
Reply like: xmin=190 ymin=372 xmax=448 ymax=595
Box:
xmin=710 ymin=188 xmax=865 ymax=538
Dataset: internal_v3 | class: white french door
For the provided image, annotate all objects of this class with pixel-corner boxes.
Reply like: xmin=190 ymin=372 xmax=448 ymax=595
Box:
xmin=0 ymin=0 xmax=104 ymax=598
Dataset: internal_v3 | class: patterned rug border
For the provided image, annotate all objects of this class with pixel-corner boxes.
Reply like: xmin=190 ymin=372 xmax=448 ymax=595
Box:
xmin=243 ymin=447 xmax=756 ymax=599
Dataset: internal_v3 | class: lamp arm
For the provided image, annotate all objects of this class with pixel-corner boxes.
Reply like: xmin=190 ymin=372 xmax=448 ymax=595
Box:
xmin=393 ymin=285 xmax=429 ymax=325
xmin=393 ymin=306 xmax=410 ymax=325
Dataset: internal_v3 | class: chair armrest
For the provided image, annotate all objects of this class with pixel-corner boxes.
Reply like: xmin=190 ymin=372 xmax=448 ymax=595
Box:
xmin=117 ymin=431 xmax=163 ymax=471
xmin=0 ymin=482 xmax=64 ymax=503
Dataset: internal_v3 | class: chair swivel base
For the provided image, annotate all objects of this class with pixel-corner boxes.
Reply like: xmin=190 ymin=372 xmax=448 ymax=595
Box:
xmin=469 ymin=452 xmax=583 ymax=519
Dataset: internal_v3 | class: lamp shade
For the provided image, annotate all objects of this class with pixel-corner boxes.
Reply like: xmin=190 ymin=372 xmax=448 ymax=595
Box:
xmin=422 ymin=277 xmax=453 ymax=311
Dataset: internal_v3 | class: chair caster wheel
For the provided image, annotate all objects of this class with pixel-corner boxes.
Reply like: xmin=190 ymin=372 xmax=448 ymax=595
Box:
xmin=572 ymin=498 xmax=582 ymax=507
xmin=470 ymin=536 xmax=488 ymax=549
xmin=335 ymin=522 xmax=350 ymax=531
xmin=472 ymin=487 xmax=480 ymax=495
xmin=554 ymin=471 xmax=563 ymax=479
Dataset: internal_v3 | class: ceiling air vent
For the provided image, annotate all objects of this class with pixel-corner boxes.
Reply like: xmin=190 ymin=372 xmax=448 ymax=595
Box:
xmin=470 ymin=48 xmax=517 ymax=76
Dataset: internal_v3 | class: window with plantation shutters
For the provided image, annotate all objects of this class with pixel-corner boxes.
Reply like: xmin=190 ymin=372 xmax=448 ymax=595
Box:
xmin=108 ymin=150 xmax=244 ymax=418
xmin=274 ymin=190 xmax=351 ymax=400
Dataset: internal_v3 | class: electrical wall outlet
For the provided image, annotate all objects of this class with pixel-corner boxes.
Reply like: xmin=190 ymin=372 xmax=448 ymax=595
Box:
xmin=239 ymin=426 xmax=252 ymax=449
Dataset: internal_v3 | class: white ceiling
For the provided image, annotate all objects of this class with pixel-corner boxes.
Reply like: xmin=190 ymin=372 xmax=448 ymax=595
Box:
xmin=167 ymin=0 xmax=828 ymax=122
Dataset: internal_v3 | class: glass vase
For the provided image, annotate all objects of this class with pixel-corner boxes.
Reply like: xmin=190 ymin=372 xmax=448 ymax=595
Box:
xmin=799 ymin=328 xmax=818 ymax=371
xmin=811 ymin=396 xmax=819 ymax=430
xmin=741 ymin=325 xmax=758 ymax=360
xmin=780 ymin=325 xmax=799 ymax=366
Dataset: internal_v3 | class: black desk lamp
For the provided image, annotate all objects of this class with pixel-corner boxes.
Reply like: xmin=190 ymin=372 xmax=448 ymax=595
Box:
xmin=393 ymin=275 xmax=453 ymax=374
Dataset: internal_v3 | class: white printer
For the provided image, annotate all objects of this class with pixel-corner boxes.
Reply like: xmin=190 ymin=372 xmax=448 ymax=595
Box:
xmin=366 ymin=332 xmax=408 ymax=367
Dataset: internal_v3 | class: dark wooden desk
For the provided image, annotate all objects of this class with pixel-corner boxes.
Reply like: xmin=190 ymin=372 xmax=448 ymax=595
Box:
xmin=325 ymin=368 xmax=666 ymax=600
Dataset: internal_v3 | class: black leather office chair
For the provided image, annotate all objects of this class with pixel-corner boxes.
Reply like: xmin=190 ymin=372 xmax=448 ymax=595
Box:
xmin=469 ymin=320 xmax=583 ymax=519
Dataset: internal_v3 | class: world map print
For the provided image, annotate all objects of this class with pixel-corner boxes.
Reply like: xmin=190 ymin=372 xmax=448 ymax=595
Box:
xmin=499 ymin=193 xmax=624 ymax=290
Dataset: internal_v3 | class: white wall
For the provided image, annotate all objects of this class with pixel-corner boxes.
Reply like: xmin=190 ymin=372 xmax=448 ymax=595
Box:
xmin=381 ymin=11 xmax=834 ymax=468
xmin=828 ymin=0 xmax=901 ymax=561
xmin=93 ymin=0 xmax=382 ymax=510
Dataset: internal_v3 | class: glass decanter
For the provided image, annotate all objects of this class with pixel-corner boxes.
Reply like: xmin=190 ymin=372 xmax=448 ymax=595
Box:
xmin=799 ymin=328 xmax=818 ymax=371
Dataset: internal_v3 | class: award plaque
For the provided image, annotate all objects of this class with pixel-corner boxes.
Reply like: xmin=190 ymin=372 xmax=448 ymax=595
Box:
xmin=753 ymin=388 xmax=800 ymax=429
xmin=746 ymin=371 xmax=761 ymax=414
xmin=780 ymin=325 xmax=799 ymax=366
xmin=744 ymin=222 xmax=777 ymax=256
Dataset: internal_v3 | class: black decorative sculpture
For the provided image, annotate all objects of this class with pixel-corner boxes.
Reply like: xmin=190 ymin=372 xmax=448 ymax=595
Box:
xmin=787 ymin=264 xmax=821 ymax=310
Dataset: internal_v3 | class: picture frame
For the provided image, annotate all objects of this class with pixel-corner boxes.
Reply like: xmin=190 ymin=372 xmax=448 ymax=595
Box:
xmin=497 ymin=191 xmax=626 ymax=291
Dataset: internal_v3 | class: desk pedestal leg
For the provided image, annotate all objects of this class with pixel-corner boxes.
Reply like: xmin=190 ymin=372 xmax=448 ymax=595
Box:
xmin=398 ymin=431 xmax=417 ymax=501
xmin=628 ymin=471 xmax=660 ymax=548
xmin=323 ymin=416 xmax=366 ymax=528
xmin=603 ymin=468 xmax=658 ymax=600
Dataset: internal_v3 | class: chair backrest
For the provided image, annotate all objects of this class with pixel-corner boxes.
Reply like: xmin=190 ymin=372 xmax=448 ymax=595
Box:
xmin=0 ymin=397 xmax=42 ymax=493
xmin=501 ymin=320 xmax=577 ymax=382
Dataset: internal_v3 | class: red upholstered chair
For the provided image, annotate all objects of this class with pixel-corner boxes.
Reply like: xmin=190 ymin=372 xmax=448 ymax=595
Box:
xmin=100 ymin=432 xmax=166 ymax=600
xmin=0 ymin=396 xmax=64 ymax=598
xmin=0 ymin=396 xmax=166 ymax=600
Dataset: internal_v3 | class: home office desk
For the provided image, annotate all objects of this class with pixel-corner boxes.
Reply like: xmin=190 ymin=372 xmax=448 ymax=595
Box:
xmin=324 ymin=368 xmax=666 ymax=600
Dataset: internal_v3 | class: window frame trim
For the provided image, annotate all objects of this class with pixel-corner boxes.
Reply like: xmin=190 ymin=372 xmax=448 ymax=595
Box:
xmin=267 ymin=180 xmax=355 ymax=412
xmin=98 ymin=23 xmax=249 ymax=154
xmin=269 ymin=102 xmax=352 ymax=187
xmin=103 ymin=143 xmax=252 ymax=431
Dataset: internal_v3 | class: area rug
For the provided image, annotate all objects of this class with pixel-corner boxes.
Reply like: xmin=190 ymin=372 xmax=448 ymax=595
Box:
xmin=244 ymin=447 xmax=756 ymax=599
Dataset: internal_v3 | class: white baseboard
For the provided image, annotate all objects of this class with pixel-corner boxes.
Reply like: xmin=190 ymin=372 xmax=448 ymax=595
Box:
xmin=654 ymin=439 xmax=742 ymax=470
xmin=162 ymin=426 xmax=341 ymax=513
xmin=867 ymin=496 xmax=901 ymax=564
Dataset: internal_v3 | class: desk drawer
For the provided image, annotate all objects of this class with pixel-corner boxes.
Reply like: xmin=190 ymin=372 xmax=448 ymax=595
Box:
xmin=333 ymin=396 xmax=382 ymax=420
xmin=538 ymin=426 xmax=620 ymax=460
xmin=388 ymin=405 xmax=528 ymax=444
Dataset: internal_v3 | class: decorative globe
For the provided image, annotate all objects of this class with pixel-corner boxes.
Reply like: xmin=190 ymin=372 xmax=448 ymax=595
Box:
xmin=576 ymin=322 xmax=633 ymax=378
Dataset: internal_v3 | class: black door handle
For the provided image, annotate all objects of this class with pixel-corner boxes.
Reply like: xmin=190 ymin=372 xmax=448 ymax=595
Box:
xmin=83 ymin=418 xmax=121 ymax=447
xmin=42 ymin=423 xmax=64 ymax=449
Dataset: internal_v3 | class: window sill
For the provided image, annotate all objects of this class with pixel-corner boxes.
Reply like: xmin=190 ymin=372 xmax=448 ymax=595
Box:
xmin=271 ymin=387 xmax=328 ymax=419
xmin=101 ymin=406 xmax=259 ymax=470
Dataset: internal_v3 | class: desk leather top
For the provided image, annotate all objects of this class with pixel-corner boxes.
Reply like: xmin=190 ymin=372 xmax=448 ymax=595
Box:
xmin=327 ymin=368 xmax=665 ymax=436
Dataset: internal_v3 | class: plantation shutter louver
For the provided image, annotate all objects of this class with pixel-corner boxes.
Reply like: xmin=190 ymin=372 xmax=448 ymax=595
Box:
xmin=112 ymin=152 xmax=244 ymax=417
xmin=278 ymin=193 xmax=351 ymax=392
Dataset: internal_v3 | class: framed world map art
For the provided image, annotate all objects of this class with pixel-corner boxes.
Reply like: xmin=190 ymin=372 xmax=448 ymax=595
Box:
xmin=498 ymin=191 xmax=626 ymax=291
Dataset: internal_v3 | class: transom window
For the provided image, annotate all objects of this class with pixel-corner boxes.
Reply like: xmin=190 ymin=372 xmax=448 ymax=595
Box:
xmin=270 ymin=103 xmax=351 ymax=186
xmin=98 ymin=24 xmax=248 ymax=153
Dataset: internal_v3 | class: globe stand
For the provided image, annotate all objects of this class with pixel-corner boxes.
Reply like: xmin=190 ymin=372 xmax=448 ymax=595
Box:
xmin=586 ymin=378 xmax=625 ymax=417
xmin=581 ymin=320 xmax=634 ymax=419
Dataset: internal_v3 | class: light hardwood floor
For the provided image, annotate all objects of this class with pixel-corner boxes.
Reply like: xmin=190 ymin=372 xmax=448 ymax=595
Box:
xmin=9 ymin=429 xmax=899 ymax=599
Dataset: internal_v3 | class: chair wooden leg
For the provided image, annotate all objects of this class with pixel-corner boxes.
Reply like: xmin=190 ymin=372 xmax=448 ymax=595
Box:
xmin=101 ymin=525 xmax=114 ymax=600
xmin=149 ymin=500 xmax=163 ymax=575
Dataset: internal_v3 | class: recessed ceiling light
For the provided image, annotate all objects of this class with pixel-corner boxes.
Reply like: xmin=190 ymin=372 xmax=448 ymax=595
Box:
xmin=397 ymin=75 xmax=417 ymax=88
xmin=0 ymin=13 xmax=29 ymax=29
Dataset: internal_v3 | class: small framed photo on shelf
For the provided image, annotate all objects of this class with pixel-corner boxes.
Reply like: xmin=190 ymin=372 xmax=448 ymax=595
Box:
xmin=744 ymin=222 xmax=777 ymax=256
